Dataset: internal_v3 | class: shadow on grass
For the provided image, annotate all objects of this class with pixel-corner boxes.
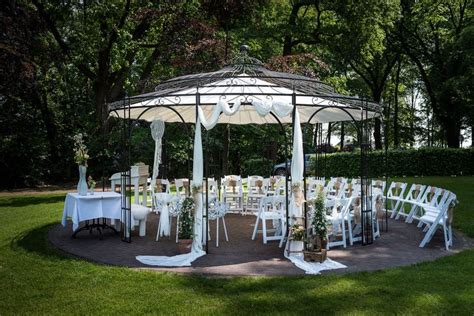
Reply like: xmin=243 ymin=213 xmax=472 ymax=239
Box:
xmin=10 ymin=223 xmax=73 ymax=262
xmin=0 ymin=195 xmax=65 ymax=207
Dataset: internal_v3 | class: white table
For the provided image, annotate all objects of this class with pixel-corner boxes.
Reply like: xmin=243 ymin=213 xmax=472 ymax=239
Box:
xmin=62 ymin=192 xmax=121 ymax=238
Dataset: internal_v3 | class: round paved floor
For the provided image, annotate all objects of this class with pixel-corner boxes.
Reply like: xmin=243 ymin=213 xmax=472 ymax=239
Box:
xmin=49 ymin=213 xmax=473 ymax=276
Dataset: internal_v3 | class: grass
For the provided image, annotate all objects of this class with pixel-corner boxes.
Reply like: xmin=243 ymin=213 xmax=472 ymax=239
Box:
xmin=0 ymin=176 xmax=473 ymax=314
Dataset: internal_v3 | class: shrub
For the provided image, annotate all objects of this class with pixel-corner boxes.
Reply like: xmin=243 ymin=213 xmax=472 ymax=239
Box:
xmin=310 ymin=148 xmax=474 ymax=177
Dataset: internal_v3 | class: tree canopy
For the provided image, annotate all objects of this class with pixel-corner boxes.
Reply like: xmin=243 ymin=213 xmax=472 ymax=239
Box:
xmin=0 ymin=0 xmax=472 ymax=188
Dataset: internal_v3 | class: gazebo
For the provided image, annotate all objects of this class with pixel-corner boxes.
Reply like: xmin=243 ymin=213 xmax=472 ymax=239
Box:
xmin=109 ymin=45 xmax=383 ymax=269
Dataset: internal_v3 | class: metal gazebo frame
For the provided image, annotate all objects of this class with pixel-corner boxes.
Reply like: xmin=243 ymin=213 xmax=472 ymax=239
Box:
xmin=108 ymin=46 xmax=387 ymax=248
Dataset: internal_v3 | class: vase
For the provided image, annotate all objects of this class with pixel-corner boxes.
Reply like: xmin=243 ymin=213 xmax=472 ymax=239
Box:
xmin=89 ymin=187 xmax=95 ymax=195
xmin=77 ymin=165 xmax=88 ymax=196
xmin=289 ymin=240 xmax=304 ymax=253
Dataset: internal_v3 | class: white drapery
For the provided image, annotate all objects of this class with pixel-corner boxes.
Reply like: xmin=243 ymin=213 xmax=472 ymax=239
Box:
xmin=137 ymin=99 xmax=345 ymax=273
xmin=136 ymin=116 xmax=206 ymax=266
xmin=150 ymin=119 xmax=171 ymax=237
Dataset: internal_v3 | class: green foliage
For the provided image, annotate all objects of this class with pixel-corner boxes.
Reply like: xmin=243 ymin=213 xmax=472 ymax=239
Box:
xmin=178 ymin=197 xmax=194 ymax=239
xmin=312 ymin=148 xmax=474 ymax=177
xmin=241 ymin=158 xmax=274 ymax=177
xmin=310 ymin=190 xmax=328 ymax=238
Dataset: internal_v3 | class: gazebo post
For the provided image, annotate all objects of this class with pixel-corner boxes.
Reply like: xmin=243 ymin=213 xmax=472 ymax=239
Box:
xmin=360 ymin=98 xmax=374 ymax=246
xmin=120 ymin=96 xmax=132 ymax=243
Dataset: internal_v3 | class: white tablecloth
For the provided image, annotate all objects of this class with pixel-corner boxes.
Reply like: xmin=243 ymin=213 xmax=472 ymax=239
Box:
xmin=62 ymin=192 xmax=122 ymax=231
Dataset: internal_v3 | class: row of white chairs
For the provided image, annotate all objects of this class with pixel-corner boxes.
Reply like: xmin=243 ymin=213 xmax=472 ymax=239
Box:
xmin=148 ymin=177 xmax=456 ymax=250
xmin=386 ymin=181 xmax=456 ymax=250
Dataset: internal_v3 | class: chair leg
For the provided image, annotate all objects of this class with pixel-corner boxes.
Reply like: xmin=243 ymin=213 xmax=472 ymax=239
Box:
xmin=395 ymin=202 xmax=405 ymax=220
xmin=175 ymin=215 xmax=179 ymax=244
xmin=406 ymin=205 xmax=418 ymax=223
xmin=341 ymin=218 xmax=347 ymax=248
xmin=208 ymin=220 xmax=211 ymax=241
xmin=156 ymin=220 xmax=161 ymax=241
xmin=168 ymin=217 xmax=172 ymax=240
xmin=347 ymin=218 xmax=354 ymax=246
xmin=448 ymin=225 xmax=453 ymax=247
xmin=222 ymin=217 xmax=229 ymax=241
xmin=262 ymin=218 xmax=267 ymax=244
xmin=216 ymin=216 xmax=219 ymax=248
xmin=443 ymin=223 xmax=449 ymax=250
xmin=419 ymin=222 xmax=438 ymax=248
xmin=252 ymin=215 xmax=260 ymax=240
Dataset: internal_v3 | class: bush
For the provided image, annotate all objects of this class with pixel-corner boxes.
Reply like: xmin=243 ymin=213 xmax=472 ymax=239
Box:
xmin=310 ymin=148 xmax=474 ymax=177
xmin=241 ymin=157 xmax=274 ymax=177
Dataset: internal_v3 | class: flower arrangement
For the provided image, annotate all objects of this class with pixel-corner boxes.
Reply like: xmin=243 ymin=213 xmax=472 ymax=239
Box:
xmin=87 ymin=176 xmax=96 ymax=189
xmin=179 ymin=197 xmax=195 ymax=239
xmin=289 ymin=224 xmax=305 ymax=241
xmin=73 ymin=133 xmax=89 ymax=166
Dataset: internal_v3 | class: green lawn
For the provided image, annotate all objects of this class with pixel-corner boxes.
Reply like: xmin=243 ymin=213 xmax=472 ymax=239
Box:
xmin=0 ymin=177 xmax=473 ymax=314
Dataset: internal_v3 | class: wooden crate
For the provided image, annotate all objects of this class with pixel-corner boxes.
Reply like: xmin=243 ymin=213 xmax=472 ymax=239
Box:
xmin=303 ymin=249 xmax=327 ymax=263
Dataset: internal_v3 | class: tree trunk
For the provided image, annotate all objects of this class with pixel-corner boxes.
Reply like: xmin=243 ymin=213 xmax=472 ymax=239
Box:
xmin=394 ymin=60 xmax=402 ymax=147
xmin=327 ymin=122 xmax=332 ymax=150
xmin=445 ymin=119 xmax=461 ymax=148
xmin=371 ymin=89 xmax=383 ymax=150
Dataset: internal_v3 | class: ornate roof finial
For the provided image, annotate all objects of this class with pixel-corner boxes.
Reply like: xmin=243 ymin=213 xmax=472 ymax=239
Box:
xmin=239 ymin=44 xmax=250 ymax=55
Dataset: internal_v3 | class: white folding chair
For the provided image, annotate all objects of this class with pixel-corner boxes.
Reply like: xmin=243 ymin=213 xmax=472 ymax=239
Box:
xmin=418 ymin=192 xmax=456 ymax=250
xmin=222 ymin=175 xmax=244 ymax=214
xmin=207 ymin=197 xmax=229 ymax=247
xmin=395 ymin=184 xmax=426 ymax=221
xmin=386 ymin=181 xmax=408 ymax=218
xmin=406 ymin=185 xmax=441 ymax=224
xmin=246 ymin=176 xmax=266 ymax=215
xmin=252 ymin=195 xmax=286 ymax=244
xmin=326 ymin=197 xmax=352 ymax=249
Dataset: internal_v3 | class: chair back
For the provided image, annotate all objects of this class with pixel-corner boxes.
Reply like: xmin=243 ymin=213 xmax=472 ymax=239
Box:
xmin=419 ymin=186 xmax=441 ymax=206
xmin=248 ymin=176 xmax=265 ymax=196
xmin=222 ymin=175 xmax=243 ymax=195
xmin=260 ymin=195 xmax=286 ymax=213
xmin=404 ymin=184 xmax=426 ymax=202
xmin=387 ymin=181 xmax=407 ymax=198
xmin=174 ymin=178 xmax=190 ymax=196
xmin=372 ymin=179 xmax=386 ymax=193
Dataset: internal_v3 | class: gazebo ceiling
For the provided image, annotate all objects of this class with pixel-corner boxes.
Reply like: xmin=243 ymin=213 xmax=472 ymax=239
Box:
xmin=109 ymin=46 xmax=381 ymax=124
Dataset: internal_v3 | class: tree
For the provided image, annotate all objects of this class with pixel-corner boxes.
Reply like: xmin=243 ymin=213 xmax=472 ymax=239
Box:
xmin=398 ymin=0 xmax=473 ymax=147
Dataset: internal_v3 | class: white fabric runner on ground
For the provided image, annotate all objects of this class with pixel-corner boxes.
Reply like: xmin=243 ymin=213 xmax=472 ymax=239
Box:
xmin=286 ymin=254 xmax=347 ymax=275
xmin=136 ymin=250 xmax=206 ymax=267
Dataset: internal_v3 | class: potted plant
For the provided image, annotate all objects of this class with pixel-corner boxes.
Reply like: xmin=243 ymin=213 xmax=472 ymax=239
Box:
xmin=288 ymin=223 xmax=305 ymax=254
xmin=311 ymin=190 xmax=328 ymax=250
xmin=178 ymin=197 xmax=194 ymax=253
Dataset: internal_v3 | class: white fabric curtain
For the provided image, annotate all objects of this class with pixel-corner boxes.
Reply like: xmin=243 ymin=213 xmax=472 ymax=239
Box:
xmin=150 ymin=120 xmax=170 ymax=237
xmin=290 ymin=109 xmax=304 ymax=218
xmin=191 ymin=117 xmax=205 ymax=253
xmin=137 ymin=99 xmax=345 ymax=273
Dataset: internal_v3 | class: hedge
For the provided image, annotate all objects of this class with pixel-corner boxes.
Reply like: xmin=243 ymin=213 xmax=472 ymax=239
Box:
xmin=311 ymin=148 xmax=474 ymax=177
